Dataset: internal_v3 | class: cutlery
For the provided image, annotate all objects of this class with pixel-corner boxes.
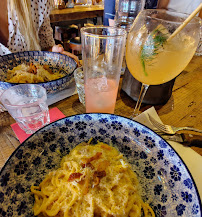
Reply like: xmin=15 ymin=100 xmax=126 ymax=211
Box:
xmin=0 ymin=104 xmax=6 ymax=112
xmin=148 ymin=114 xmax=202 ymax=135
xmin=161 ymin=133 xmax=202 ymax=147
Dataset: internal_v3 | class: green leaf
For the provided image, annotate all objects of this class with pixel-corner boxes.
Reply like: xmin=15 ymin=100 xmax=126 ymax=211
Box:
xmin=140 ymin=26 xmax=169 ymax=76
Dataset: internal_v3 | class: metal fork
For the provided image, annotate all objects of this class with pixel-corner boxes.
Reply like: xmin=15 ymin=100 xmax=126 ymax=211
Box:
xmin=148 ymin=114 xmax=202 ymax=135
xmin=0 ymin=104 xmax=6 ymax=112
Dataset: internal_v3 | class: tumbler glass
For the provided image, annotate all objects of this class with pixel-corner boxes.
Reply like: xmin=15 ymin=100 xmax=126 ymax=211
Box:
xmin=0 ymin=84 xmax=50 ymax=134
xmin=81 ymin=26 xmax=127 ymax=113
xmin=74 ymin=67 xmax=85 ymax=105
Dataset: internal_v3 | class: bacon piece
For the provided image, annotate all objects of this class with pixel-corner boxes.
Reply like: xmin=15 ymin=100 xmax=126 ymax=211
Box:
xmin=68 ymin=173 xmax=82 ymax=182
xmin=81 ymin=162 xmax=95 ymax=170
xmin=28 ymin=63 xmax=37 ymax=74
xmin=43 ymin=65 xmax=49 ymax=70
xmin=43 ymin=65 xmax=53 ymax=74
xmin=92 ymin=170 xmax=106 ymax=187
xmin=97 ymin=160 xmax=110 ymax=171
xmin=83 ymin=152 xmax=102 ymax=164
xmin=77 ymin=177 xmax=85 ymax=185
xmin=94 ymin=171 xmax=106 ymax=178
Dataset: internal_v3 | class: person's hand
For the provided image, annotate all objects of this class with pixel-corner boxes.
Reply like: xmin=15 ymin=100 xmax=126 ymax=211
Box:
xmin=61 ymin=51 xmax=81 ymax=67
xmin=52 ymin=44 xmax=81 ymax=67
xmin=51 ymin=44 xmax=64 ymax=53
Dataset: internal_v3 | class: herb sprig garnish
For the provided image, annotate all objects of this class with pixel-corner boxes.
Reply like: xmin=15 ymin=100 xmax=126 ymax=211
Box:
xmin=140 ymin=27 xmax=169 ymax=76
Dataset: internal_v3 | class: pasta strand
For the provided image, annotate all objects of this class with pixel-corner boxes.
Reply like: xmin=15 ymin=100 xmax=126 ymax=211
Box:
xmin=31 ymin=142 xmax=155 ymax=217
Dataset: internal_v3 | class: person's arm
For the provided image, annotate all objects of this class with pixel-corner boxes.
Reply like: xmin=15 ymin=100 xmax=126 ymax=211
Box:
xmin=50 ymin=45 xmax=81 ymax=66
xmin=108 ymin=19 xmax=115 ymax=26
xmin=157 ymin=0 xmax=170 ymax=9
xmin=38 ymin=14 xmax=55 ymax=51
xmin=39 ymin=16 xmax=80 ymax=65
xmin=103 ymin=0 xmax=115 ymax=26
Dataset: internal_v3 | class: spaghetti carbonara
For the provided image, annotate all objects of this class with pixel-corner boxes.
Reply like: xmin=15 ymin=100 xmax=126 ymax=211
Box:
xmin=31 ymin=141 xmax=155 ymax=217
xmin=5 ymin=63 xmax=65 ymax=83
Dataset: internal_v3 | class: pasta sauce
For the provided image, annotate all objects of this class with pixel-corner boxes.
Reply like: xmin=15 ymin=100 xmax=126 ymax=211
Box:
xmin=31 ymin=141 xmax=155 ymax=217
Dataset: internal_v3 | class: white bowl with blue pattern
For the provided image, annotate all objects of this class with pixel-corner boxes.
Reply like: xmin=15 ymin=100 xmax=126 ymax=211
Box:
xmin=0 ymin=114 xmax=201 ymax=216
xmin=0 ymin=51 xmax=77 ymax=94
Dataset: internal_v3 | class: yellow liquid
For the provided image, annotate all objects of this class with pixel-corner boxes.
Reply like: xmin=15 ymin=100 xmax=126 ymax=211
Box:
xmin=126 ymin=31 xmax=197 ymax=85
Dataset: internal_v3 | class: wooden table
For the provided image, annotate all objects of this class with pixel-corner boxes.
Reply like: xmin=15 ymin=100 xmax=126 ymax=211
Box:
xmin=0 ymin=55 xmax=201 ymax=170
xmin=50 ymin=5 xmax=104 ymax=23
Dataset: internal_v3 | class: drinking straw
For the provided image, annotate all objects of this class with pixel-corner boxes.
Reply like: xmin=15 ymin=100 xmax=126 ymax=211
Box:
xmin=167 ymin=3 xmax=202 ymax=42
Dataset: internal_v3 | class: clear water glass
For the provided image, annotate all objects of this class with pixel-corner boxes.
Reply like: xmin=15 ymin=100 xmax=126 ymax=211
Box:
xmin=0 ymin=84 xmax=50 ymax=134
xmin=115 ymin=0 xmax=145 ymax=32
xmin=74 ymin=67 xmax=85 ymax=105
xmin=114 ymin=0 xmax=145 ymax=74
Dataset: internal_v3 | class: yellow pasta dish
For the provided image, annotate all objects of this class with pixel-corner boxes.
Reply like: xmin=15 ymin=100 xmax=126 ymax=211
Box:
xmin=5 ymin=63 xmax=65 ymax=83
xmin=31 ymin=141 xmax=155 ymax=217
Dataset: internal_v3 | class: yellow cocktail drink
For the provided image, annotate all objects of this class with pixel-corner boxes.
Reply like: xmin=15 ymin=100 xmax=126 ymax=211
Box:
xmin=126 ymin=28 xmax=198 ymax=85
xmin=124 ymin=9 xmax=200 ymax=117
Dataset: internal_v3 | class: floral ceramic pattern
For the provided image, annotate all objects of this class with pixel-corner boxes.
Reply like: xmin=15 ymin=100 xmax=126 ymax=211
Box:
xmin=0 ymin=51 xmax=77 ymax=94
xmin=0 ymin=114 xmax=201 ymax=216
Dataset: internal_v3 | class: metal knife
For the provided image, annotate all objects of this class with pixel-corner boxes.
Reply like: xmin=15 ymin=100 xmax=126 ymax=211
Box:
xmin=161 ymin=133 xmax=202 ymax=147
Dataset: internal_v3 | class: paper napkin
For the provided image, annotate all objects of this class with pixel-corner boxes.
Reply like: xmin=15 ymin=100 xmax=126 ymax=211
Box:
xmin=11 ymin=107 xmax=66 ymax=143
xmin=134 ymin=107 xmax=202 ymax=199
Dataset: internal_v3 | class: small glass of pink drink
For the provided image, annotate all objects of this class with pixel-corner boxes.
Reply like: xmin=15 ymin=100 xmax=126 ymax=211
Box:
xmin=81 ymin=26 xmax=127 ymax=113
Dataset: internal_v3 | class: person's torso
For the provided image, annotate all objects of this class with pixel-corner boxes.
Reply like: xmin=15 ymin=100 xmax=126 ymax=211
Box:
xmin=0 ymin=0 xmax=49 ymax=56
xmin=167 ymin=0 xmax=202 ymax=14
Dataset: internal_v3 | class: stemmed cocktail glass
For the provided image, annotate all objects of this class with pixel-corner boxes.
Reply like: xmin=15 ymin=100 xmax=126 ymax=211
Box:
xmin=126 ymin=9 xmax=201 ymax=118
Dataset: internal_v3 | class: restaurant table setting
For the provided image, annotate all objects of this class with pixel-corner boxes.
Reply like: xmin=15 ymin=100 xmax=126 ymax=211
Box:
xmin=0 ymin=69 xmax=202 ymax=216
xmin=0 ymin=108 xmax=202 ymax=216
xmin=134 ymin=107 xmax=202 ymax=198
xmin=0 ymin=73 xmax=201 ymax=216
xmin=0 ymin=5 xmax=202 ymax=217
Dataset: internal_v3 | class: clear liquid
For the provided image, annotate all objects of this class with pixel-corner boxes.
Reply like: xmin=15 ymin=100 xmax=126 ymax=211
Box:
xmin=16 ymin=110 xmax=50 ymax=134
xmin=14 ymin=98 xmax=50 ymax=134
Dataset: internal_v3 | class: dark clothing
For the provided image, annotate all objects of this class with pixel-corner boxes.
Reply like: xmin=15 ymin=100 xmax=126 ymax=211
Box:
xmin=103 ymin=0 xmax=158 ymax=26
xmin=103 ymin=0 xmax=116 ymax=26
xmin=145 ymin=0 xmax=158 ymax=9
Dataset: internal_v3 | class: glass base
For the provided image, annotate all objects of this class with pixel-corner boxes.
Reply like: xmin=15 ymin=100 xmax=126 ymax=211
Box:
xmin=16 ymin=111 xmax=50 ymax=134
xmin=122 ymin=67 xmax=175 ymax=105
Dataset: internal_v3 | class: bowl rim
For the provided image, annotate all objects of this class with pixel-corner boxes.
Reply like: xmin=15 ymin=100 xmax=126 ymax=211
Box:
xmin=0 ymin=51 xmax=77 ymax=85
xmin=0 ymin=113 xmax=201 ymax=216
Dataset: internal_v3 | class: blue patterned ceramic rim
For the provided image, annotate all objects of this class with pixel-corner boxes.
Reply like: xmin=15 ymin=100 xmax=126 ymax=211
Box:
xmin=0 ymin=113 xmax=201 ymax=217
xmin=0 ymin=51 xmax=77 ymax=94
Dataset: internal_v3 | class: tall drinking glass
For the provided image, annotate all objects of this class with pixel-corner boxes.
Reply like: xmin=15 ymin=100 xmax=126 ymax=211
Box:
xmin=81 ymin=26 xmax=127 ymax=113
xmin=115 ymin=0 xmax=145 ymax=32
xmin=126 ymin=9 xmax=201 ymax=118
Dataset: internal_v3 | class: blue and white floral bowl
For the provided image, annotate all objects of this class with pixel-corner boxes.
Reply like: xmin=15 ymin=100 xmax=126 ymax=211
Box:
xmin=0 ymin=114 xmax=201 ymax=216
xmin=0 ymin=51 xmax=77 ymax=94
